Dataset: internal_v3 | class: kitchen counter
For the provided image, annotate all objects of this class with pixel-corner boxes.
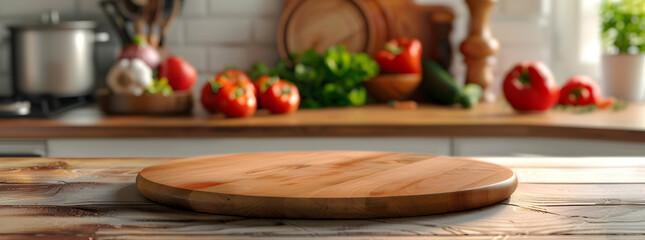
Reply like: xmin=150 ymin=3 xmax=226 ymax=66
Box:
xmin=2 ymin=156 xmax=645 ymax=238
xmin=1 ymin=103 xmax=644 ymax=142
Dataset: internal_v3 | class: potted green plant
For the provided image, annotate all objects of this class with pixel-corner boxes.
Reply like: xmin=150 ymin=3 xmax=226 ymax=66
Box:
xmin=601 ymin=0 xmax=645 ymax=101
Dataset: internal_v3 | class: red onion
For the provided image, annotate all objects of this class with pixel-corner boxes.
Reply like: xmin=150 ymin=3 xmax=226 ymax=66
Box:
xmin=118 ymin=36 xmax=161 ymax=69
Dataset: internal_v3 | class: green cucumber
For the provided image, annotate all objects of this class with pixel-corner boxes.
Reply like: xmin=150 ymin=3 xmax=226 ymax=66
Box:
xmin=422 ymin=60 xmax=461 ymax=105
xmin=459 ymin=83 xmax=483 ymax=109
xmin=422 ymin=60 xmax=481 ymax=109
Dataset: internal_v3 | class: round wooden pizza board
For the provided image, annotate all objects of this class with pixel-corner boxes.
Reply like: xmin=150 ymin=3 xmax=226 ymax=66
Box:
xmin=137 ymin=151 xmax=517 ymax=219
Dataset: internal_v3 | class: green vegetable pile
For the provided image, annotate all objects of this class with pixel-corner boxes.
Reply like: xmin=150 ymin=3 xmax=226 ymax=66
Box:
xmin=250 ymin=45 xmax=379 ymax=108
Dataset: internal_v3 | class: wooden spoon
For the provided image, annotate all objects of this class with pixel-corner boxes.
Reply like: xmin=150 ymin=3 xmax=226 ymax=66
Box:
xmin=145 ymin=0 xmax=165 ymax=48
xmin=100 ymin=0 xmax=131 ymax=44
xmin=158 ymin=0 xmax=182 ymax=48
xmin=116 ymin=0 xmax=145 ymax=36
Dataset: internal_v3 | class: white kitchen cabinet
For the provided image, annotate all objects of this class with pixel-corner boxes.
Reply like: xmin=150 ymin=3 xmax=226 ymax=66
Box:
xmin=47 ymin=138 xmax=451 ymax=158
xmin=0 ymin=140 xmax=47 ymax=157
xmin=453 ymin=137 xmax=645 ymax=157
xmin=38 ymin=137 xmax=645 ymax=158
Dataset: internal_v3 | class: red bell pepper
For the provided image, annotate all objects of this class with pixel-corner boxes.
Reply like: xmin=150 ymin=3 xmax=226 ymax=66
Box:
xmin=375 ymin=38 xmax=423 ymax=74
xmin=558 ymin=76 xmax=601 ymax=106
xmin=503 ymin=62 xmax=560 ymax=112
xmin=559 ymin=76 xmax=616 ymax=109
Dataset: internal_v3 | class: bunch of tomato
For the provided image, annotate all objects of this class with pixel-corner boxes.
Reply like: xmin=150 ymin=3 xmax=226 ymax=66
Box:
xmin=200 ymin=69 xmax=300 ymax=118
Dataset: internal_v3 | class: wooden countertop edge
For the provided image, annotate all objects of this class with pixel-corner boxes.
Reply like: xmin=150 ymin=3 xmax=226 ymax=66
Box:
xmin=1 ymin=124 xmax=643 ymax=142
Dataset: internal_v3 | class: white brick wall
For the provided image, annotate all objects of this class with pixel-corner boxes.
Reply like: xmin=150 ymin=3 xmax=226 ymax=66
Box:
xmin=0 ymin=18 xmax=10 ymax=96
xmin=209 ymin=0 xmax=282 ymax=16
xmin=416 ymin=0 xmax=553 ymax=93
xmin=0 ymin=0 xmax=283 ymax=100
xmin=78 ymin=0 xmax=104 ymax=15
xmin=185 ymin=19 xmax=253 ymax=43
xmin=0 ymin=0 xmax=77 ymax=16
xmin=182 ymin=0 xmax=207 ymax=17
xmin=0 ymin=0 xmax=558 ymax=101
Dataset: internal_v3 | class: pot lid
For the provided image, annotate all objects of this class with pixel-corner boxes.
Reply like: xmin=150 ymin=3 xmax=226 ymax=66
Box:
xmin=9 ymin=10 xmax=97 ymax=30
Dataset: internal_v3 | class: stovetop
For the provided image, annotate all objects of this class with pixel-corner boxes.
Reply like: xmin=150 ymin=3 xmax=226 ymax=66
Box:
xmin=0 ymin=95 xmax=92 ymax=118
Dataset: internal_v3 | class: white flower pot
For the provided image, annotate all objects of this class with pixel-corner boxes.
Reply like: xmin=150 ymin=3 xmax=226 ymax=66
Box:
xmin=602 ymin=54 xmax=645 ymax=102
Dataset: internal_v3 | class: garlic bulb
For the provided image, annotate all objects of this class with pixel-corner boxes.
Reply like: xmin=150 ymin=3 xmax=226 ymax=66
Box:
xmin=106 ymin=58 xmax=153 ymax=96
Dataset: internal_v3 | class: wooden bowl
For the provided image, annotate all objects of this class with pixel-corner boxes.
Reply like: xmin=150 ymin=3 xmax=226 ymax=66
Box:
xmin=363 ymin=74 xmax=422 ymax=102
xmin=98 ymin=89 xmax=193 ymax=115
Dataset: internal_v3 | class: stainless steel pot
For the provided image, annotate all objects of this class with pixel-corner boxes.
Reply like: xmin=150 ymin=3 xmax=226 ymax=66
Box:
xmin=9 ymin=10 xmax=109 ymax=98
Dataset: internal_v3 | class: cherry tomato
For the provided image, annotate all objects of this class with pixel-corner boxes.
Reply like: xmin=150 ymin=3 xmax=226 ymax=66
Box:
xmin=254 ymin=75 xmax=280 ymax=108
xmin=200 ymin=78 xmax=221 ymax=113
xmin=215 ymin=69 xmax=255 ymax=95
xmin=214 ymin=81 xmax=257 ymax=118
xmin=260 ymin=79 xmax=300 ymax=114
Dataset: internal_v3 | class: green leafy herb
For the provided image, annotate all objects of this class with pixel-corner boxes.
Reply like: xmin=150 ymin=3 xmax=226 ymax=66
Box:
xmin=347 ymin=87 xmax=367 ymax=106
xmin=249 ymin=63 xmax=270 ymax=80
xmin=601 ymin=0 xmax=645 ymax=53
xmin=145 ymin=78 xmax=173 ymax=96
xmin=325 ymin=45 xmax=352 ymax=76
xmin=248 ymin=44 xmax=379 ymax=108
xmin=612 ymin=100 xmax=629 ymax=111
xmin=552 ymin=100 xmax=629 ymax=114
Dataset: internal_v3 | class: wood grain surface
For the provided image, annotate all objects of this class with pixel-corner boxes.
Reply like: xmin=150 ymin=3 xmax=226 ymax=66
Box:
xmin=98 ymin=89 xmax=194 ymax=115
xmin=2 ymin=156 xmax=645 ymax=239
xmin=461 ymin=0 xmax=499 ymax=101
xmin=278 ymin=0 xmax=373 ymax=57
xmin=278 ymin=0 xmax=456 ymax=65
xmin=362 ymin=73 xmax=422 ymax=102
xmin=0 ymin=103 xmax=644 ymax=142
xmin=136 ymin=152 xmax=517 ymax=218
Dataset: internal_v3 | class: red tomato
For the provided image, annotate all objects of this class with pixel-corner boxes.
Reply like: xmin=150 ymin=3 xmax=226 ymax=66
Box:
xmin=159 ymin=57 xmax=197 ymax=91
xmin=200 ymin=78 xmax=221 ymax=113
xmin=254 ymin=75 xmax=280 ymax=108
xmin=215 ymin=69 xmax=255 ymax=95
xmin=214 ymin=81 xmax=257 ymax=118
xmin=261 ymin=79 xmax=300 ymax=114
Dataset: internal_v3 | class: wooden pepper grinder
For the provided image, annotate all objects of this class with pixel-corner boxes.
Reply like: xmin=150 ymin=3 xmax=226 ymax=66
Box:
xmin=460 ymin=0 xmax=499 ymax=102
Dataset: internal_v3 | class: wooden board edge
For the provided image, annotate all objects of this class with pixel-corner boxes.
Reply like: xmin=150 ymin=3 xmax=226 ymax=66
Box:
xmin=136 ymin=166 xmax=517 ymax=219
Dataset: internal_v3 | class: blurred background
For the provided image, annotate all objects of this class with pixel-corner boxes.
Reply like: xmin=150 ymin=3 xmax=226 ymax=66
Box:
xmin=0 ymin=0 xmax=603 ymax=100
xmin=1 ymin=0 xmax=643 ymax=159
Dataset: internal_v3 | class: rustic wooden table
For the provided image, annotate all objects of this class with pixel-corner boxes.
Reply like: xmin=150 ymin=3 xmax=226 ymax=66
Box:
xmin=1 ymin=157 xmax=644 ymax=239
